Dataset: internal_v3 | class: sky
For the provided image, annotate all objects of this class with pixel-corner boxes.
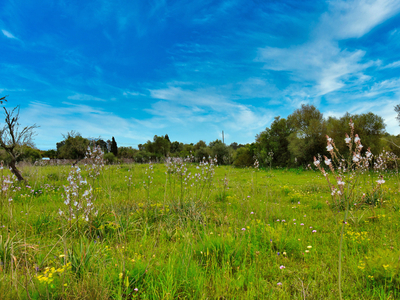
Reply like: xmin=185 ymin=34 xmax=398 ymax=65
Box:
xmin=1 ymin=0 xmax=400 ymax=150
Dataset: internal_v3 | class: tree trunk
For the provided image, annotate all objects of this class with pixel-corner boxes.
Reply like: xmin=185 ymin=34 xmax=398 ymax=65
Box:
xmin=9 ymin=160 xmax=24 ymax=181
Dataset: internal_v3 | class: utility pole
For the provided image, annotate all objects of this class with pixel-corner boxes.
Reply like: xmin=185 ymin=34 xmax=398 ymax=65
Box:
xmin=222 ymin=130 xmax=224 ymax=144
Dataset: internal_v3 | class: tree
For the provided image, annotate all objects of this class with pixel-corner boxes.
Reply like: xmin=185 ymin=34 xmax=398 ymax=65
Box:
xmin=287 ymin=104 xmax=326 ymax=165
xmin=43 ymin=149 xmax=57 ymax=159
xmin=57 ymin=131 xmax=89 ymax=159
xmin=0 ymin=97 xmax=38 ymax=181
xmin=256 ymin=116 xmax=293 ymax=167
xmin=326 ymin=112 xmax=386 ymax=155
xmin=111 ymin=137 xmax=118 ymax=156
xmin=170 ymin=141 xmax=183 ymax=153
xmin=211 ymin=141 xmax=230 ymax=164
xmin=233 ymin=146 xmax=254 ymax=167
xmin=153 ymin=135 xmax=170 ymax=156
xmin=94 ymin=138 xmax=108 ymax=153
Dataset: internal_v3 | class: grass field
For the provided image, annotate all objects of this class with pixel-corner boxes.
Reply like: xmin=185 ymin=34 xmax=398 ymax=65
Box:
xmin=0 ymin=160 xmax=399 ymax=299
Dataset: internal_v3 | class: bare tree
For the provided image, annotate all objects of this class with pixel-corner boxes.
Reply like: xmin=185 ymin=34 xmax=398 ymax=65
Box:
xmin=0 ymin=96 xmax=38 ymax=181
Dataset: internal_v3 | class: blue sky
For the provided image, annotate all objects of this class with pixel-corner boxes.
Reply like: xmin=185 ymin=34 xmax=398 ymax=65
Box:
xmin=1 ymin=0 xmax=400 ymax=150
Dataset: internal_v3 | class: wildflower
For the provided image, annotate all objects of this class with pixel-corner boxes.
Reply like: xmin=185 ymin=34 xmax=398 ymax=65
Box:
xmin=354 ymin=134 xmax=360 ymax=143
xmin=305 ymin=250 xmax=309 ymax=253
xmin=241 ymin=228 xmax=246 ymax=231
xmin=312 ymin=230 xmax=317 ymax=233
xmin=345 ymin=134 xmax=351 ymax=144
xmin=337 ymin=179 xmax=345 ymax=186
xmin=324 ymin=158 xmax=331 ymax=166
xmin=313 ymin=157 xmax=320 ymax=167
xmin=134 ymin=288 xmax=138 ymax=292
xmin=366 ymin=148 xmax=372 ymax=158
xmin=326 ymin=144 xmax=333 ymax=151
xmin=376 ymin=178 xmax=385 ymax=185
xmin=307 ymin=246 xmax=312 ymax=249
xmin=279 ymin=265 xmax=285 ymax=269
xmin=300 ymin=223 xmax=304 ymax=226
xmin=277 ymin=282 xmax=282 ymax=286
xmin=250 ymin=212 xmax=254 ymax=214
xmin=283 ymin=251 xmax=287 ymax=255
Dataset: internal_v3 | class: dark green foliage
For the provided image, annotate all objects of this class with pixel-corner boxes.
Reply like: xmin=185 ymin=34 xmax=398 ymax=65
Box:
xmin=118 ymin=146 xmax=137 ymax=159
xmin=104 ymin=152 xmax=116 ymax=164
xmin=57 ymin=132 xmax=89 ymax=159
xmin=111 ymin=137 xmax=118 ymax=156
xmin=327 ymin=112 xmax=386 ymax=156
xmin=195 ymin=146 xmax=211 ymax=162
xmin=287 ymin=104 xmax=327 ymax=165
xmin=170 ymin=141 xmax=183 ymax=153
xmin=210 ymin=140 xmax=231 ymax=164
xmin=233 ymin=146 xmax=254 ymax=167
xmin=43 ymin=149 xmax=57 ymax=159
xmin=256 ymin=116 xmax=293 ymax=167
xmin=95 ymin=139 xmax=108 ymax=153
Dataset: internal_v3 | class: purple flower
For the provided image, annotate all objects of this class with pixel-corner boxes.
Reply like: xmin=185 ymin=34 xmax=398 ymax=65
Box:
xmin=312 ymin=230 xmax=317 ymax=233
xmin=250 ymin=212 xmax=254 ymax=214
xmin=241 ymin=228 xmax=246 ymax=231
xmin=300 ymin=223 xmax=304 ymax=226
xmin=277 ymin=252 xmax=280 ymax=255
xmin=277 ymin=282 xmax=282 ymax=286
xmin=134 ymin=288 xmax=138 ymax=292
xmin=279 ymin=265 xmax=285 ymax=269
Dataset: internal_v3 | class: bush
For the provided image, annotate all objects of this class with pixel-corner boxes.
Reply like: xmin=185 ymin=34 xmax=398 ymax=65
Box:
xmin=233 ymin=147 xmax=254 ymax=167
xmin=104 ymin=152 xmax=116 ymax=164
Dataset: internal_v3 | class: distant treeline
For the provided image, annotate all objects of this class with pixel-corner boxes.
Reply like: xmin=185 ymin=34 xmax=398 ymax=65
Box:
xmin=9 ymin=104 xmax=400 ymax=167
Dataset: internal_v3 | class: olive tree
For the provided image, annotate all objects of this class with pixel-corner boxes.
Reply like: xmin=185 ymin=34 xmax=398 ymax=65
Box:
xmin=0 ymin=96 xmax=38 ymax=181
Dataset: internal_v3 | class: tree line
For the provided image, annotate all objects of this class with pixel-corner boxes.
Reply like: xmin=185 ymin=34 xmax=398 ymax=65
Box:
xmin=29 ymin=104 xmax=396 ymax=168
xmin=3 ymin=102 xmax=399 ymax=168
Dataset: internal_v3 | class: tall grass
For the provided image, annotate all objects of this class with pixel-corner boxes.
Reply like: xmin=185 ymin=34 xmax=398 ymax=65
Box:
xmin=0 ymin=148 xmax=398 ymax=298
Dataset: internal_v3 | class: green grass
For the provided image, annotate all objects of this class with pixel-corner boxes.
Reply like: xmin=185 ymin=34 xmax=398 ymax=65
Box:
xmin=0 ymin=163 xmax=399 ymax=299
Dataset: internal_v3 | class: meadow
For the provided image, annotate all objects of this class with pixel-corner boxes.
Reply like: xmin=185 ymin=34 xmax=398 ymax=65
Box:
xmin=0 ymin=158 xmax=399 ymax=299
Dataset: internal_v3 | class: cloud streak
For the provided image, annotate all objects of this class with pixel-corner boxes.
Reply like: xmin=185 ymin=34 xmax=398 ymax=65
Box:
xmin=1 ymin=29 xmax=17 ymax=39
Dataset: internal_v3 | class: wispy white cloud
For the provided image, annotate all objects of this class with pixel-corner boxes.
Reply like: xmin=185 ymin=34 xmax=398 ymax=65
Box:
xmin=362 ymin=78 xmax=400 ymax=97
xmin=67 ymin=93 xmax=106 ymax=102
xmin=1 ymin=29 xmax=17 ymax=39
xmin=256 ymin=0 xmax=399 ymax=99
xmin=123 ymin=90 xmax=146 ymax=97
xmin=148 ymin=84 xmax=272 ymax=135
xmin=20 ymin=101 xmax=151 ymax=149
xmin=381 ymin=60 xmax=400 ymax=69
xmin=320 ymin=0 xmax=400 ymax=39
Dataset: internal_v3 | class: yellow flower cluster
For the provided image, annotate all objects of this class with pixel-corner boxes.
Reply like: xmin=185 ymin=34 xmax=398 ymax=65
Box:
xmin=36 ymin=262 xmax=71 ymax=284
xmin=345 ymin=229 xmax=370 ymax=243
